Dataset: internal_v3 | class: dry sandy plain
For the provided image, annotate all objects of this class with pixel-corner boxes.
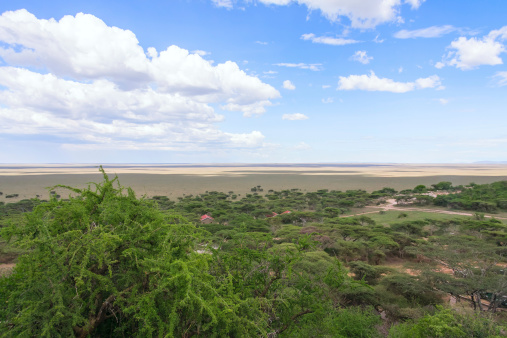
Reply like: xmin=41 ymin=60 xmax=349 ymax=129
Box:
xmin=0 ymin=163 xmax=507 ymax=202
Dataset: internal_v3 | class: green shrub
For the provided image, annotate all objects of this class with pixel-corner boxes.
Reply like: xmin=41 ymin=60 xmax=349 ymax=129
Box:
xmin=388 ymin=306 xmax=503 ymax=338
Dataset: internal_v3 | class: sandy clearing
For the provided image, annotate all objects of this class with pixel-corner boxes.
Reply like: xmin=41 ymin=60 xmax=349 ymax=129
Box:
xmin=370 ymin=205 xmax=507 ymax=220
xmin=341 ymin=198 xmax=507 ymax=220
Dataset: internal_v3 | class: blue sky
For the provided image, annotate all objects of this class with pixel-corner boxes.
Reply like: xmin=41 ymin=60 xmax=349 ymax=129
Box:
xmin=0 ymin=0 xmax=506 ymax=163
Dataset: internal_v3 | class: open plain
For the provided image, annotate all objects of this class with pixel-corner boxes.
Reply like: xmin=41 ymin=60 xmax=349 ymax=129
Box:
xmin=1 ymin=163 xmax=506 ymax=202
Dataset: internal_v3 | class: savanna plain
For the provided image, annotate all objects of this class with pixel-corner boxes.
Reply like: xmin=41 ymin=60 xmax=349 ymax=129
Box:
xmin=1 ymin=163 xmax=507 ymax=337
xmin=1 ymin=163 xmax=507 ymax=201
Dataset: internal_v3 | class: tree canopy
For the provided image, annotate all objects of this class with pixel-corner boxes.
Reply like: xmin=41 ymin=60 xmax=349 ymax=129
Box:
xmin=0 ymin=169 xmax=265 ymax=336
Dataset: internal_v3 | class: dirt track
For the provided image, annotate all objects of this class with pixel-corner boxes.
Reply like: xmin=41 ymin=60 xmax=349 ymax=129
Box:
xmin=341 ymin=198 xmax=507 ymax=220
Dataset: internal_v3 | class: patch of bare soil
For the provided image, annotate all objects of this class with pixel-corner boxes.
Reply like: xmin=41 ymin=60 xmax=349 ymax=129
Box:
xmin=382 ymin=261 xmax=420 ymax=276
xmin=0 ymin=263 xmax=15 ymax=276
xmin=0 ymin=253 xmax=17 ymax=264
xmin=354 ymin=198 xmax=507 ymax=220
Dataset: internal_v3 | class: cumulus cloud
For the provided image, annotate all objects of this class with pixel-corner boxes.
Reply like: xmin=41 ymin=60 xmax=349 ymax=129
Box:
xmin=436 ymin=26 xmax=507 ymax=70
xmin=275 ymin=62 xmax=323 ymax=71
xmin=257 ymin=0 xmax=425 ymax=28
xmin=338 ymin=71 xmax=442 ymax=93
xmin=301 ymin=33 xmax=359 ymax=46
xmin=283 ymin=80 xmax=296 ymax=90
xmin=0 ymin=9 xmax=280 ymax=151
xmin=282 ymin=113 xmax=308 ymax=120
xmin=351 ymin=50 xmax=373 ymax=64
xmin=394 ymin=25 xmax=456 ymax=39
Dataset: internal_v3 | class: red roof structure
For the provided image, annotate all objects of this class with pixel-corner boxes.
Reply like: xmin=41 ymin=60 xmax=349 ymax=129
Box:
xmin=281 ymin=210 xmax=292 ymax=214
xmin=266 ymin=212 xmax=278 ymax=218
xmin=200 ymin=215 xmax=214 ymax=221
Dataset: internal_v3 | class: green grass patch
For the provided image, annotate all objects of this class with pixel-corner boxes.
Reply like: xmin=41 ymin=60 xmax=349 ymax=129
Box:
xmin=366 ymin=209 xmax=471 ymax=225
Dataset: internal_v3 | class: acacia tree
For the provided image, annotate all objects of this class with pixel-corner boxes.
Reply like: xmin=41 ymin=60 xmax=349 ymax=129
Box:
xmin=0 ymin=168 xmax=264 ymax=337
xmin=209 ymin=233 xmax=362 ymax=336
xmin=419 ymin=234 xmax=507 ymax=312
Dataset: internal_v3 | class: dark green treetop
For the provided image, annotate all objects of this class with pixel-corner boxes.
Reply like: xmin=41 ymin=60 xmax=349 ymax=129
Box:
xmin=0 ymin=168 xmax=263 ymax=337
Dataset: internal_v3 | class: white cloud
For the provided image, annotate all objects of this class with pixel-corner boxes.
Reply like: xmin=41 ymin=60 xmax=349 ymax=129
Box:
xmin=0 ymin=10 xmax=279 ymax=111
xmin=192 ymin=49 xmax=211 ymax=56
xmin=212 ymin=0 xmax=234 ymax=9
xmin=275 ymin=62 xmax=323 ymax=71
xmin=322 ymin=97 xmax=333 ymax=103
xmin=0 ymin=67 xmax=217 ymax=121
xmin=294 ymin=141 xmax=311 ymax=150
xmin=257 ymin=0 xmax=425 ymax=29
xmin=438 ymin=98 xmax=449 ymax=105
xmin=301 ymin=33 xmax=359 ymax=46
xmin=493 ymin=71 xmax=507 ymax=86
xmin=0 ymin=66 xmax=269 ymax=149
xmin=264 ymin=70 xmax=278 ymax=74
xmin=398 ymin=66 xmax=403 ymax=73
xmin=437 ymin=26 xmax=507 ymax=70
xmin=404 ymin=0 xmax=425 ymax=9
xmin=351 ymin=50 xmax=373 ymax=64
xmin=394 ymin=25 xmax=456 ymax=39
xmin=283 ymin=80 xmax=296 ymax=90
xmin=282 ymin=113 xmax=308 ymax=120
xmin=0 ymin=10 xmax=280 ymax=151
xmin=373 ymin=34 xmax=384 ymax=43
xmin=322 ymin=85 xmax=331 ymax=89
xmin=255 ymin=40 xmax=268 ymax=45
xmin=337 ymin=71 xmax=442 ymax=93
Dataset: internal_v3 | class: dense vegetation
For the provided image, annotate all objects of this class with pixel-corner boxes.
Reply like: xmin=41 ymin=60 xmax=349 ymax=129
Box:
xmin=0 ymin=171 xmax=506 ymax=337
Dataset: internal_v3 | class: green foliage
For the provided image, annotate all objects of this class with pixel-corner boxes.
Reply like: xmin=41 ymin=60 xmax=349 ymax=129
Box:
xmin=210 ymin=230 xmax=363 ymax=335
xmin=412 ymin=195 xmax=434 ymax=206
xmin=373 ymin=187 xmax=398 ymax=195
xmin=418 ymin=233 xmax=507 ymax=312
xmin=2 ymin=175 xmax=507 ymax=336
xmin=0 ymin=198 xmax=42 ymax=218
xmin=0 ymin=168 xmax=263 ymax=337
xmin=381 ymin=273 xmax=442 ymax=307
xmin=413 ymin=185 xmax=427 ymax=193
xmin=348 ymin=261 xmax=391 ymax=285
xmin=433 ymin=180 xmax=507 ymax=212
xmin=431 ymin=181 xmax=453 ymax=191
xmin=290 ymin=306 xmax=381 ymax=337
xmin=391 ymin=220 xmax=428 ymax=236
xmin=388 ymin=306 xmax=503 ymax=338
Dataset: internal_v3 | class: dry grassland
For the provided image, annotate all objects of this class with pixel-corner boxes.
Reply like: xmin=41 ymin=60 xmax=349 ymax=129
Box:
xmin=0 ymin=164 xmax=506 ymax=202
